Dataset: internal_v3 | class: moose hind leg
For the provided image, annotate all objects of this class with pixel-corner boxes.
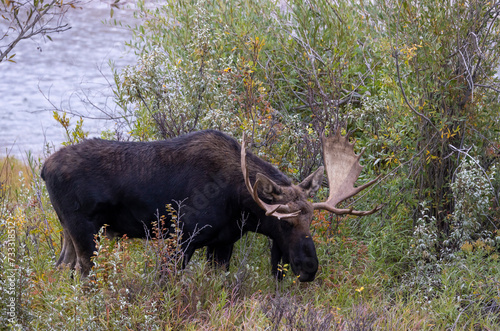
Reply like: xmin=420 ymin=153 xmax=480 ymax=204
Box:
xmin=63 ymin=214 xmax=99 ymax=277
xmin=56 ymin=228 xmax=77 ymax=270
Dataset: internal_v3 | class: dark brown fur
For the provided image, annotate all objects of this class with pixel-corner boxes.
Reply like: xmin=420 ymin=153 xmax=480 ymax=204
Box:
xmin=41 ymin=130 xmax=322 ymax=281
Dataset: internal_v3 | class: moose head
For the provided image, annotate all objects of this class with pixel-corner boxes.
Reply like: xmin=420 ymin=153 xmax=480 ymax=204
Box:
xmin=241 ymin=130 xmax=382 ymax=281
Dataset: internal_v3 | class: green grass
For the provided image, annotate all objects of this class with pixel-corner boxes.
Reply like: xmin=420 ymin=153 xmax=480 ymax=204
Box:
xmin=1 ymin=157 xmax=500 ymax=330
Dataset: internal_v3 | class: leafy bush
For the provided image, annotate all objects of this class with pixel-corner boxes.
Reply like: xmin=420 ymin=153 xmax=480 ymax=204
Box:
xmin=448 ymin=156 xmax=498 ymax=254
xmin=403 ymin=156 xmax=499 ymax=297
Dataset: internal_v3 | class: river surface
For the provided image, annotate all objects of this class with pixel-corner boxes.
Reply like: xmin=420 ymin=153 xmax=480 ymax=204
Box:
xmin=0 ymin=0 xmax=139 ymax=159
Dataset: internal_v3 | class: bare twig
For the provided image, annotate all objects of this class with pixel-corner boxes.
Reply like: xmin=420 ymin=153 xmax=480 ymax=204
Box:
xmin=0 ymin=0 xmax=76 ymax=63
xmin=475 ymin=84 xmax=500 ymax=93
xmin=392 ymin=47 xmax=437 ymax=131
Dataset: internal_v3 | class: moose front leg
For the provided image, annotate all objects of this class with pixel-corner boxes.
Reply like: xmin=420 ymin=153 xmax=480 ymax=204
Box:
xmin=271 ymin=240 xmax=287 ymax=280
xmin=206 ymin=244 xmax=234 ymax=271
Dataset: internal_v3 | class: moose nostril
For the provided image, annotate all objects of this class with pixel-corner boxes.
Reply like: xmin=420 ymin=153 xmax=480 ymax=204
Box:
xmin=300 ymin=258 xmax=317 ymax=273
xmin=298 ymin=271 xmax=316 ymax=282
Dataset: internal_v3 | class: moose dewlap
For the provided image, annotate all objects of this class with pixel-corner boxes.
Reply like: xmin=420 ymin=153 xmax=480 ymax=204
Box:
xmin=41 ymin=129 xmax=380 ymax=282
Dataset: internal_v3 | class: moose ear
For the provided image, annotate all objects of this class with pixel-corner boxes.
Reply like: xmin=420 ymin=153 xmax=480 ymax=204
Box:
xmin=255 ymin=173 xmax=283 ymax=201
xmin=298 ymin=166 xmax=324 ymax=195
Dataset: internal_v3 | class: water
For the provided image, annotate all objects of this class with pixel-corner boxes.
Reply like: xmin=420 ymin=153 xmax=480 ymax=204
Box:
xmin=0 ymin=1 xmax=139 ymax=159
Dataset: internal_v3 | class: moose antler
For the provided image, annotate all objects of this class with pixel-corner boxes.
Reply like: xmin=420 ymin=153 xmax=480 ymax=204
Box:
xmin=241 ymin=134 xmax=300 ymax=220
xmin=313 ymin=130 xmax=382 ymax=216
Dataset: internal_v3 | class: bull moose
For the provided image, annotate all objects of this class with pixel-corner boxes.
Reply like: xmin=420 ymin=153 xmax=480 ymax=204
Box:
xmin=41 ymin=129 xmax=380 ymax=282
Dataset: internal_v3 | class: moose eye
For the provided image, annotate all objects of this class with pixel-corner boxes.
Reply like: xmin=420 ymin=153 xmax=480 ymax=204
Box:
xmin=281 ymin=218 xmax=296 ymax=228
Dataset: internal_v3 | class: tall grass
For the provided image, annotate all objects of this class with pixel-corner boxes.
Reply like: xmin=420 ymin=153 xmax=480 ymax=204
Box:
xmin=1 ymin=155 xmax=500 ymax=330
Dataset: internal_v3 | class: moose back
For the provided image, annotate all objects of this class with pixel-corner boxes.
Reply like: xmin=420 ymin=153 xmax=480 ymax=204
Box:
xmin=41 ymin=129 xmax=380 ymax=282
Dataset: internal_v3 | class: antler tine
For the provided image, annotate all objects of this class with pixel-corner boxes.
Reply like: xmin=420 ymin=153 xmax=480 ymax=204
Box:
xmin=357 ymin=147 xmax=366 ymax=159
xmin=240 ymin=134 xmax=300 ymax=220
xmin=313 ymin=130 xmax=382 ymax=216
xmin=349 ymin=203 xmax=384 ymax=216
xmin=250 ymin=178 xmax=281 ymax=215
xmin=350 ymin=174 xmax=382 ymax=197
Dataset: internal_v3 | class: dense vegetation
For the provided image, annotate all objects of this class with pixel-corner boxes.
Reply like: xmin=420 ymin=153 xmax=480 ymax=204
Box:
xmin=1 ymin=0 xmax=500 ymax=329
